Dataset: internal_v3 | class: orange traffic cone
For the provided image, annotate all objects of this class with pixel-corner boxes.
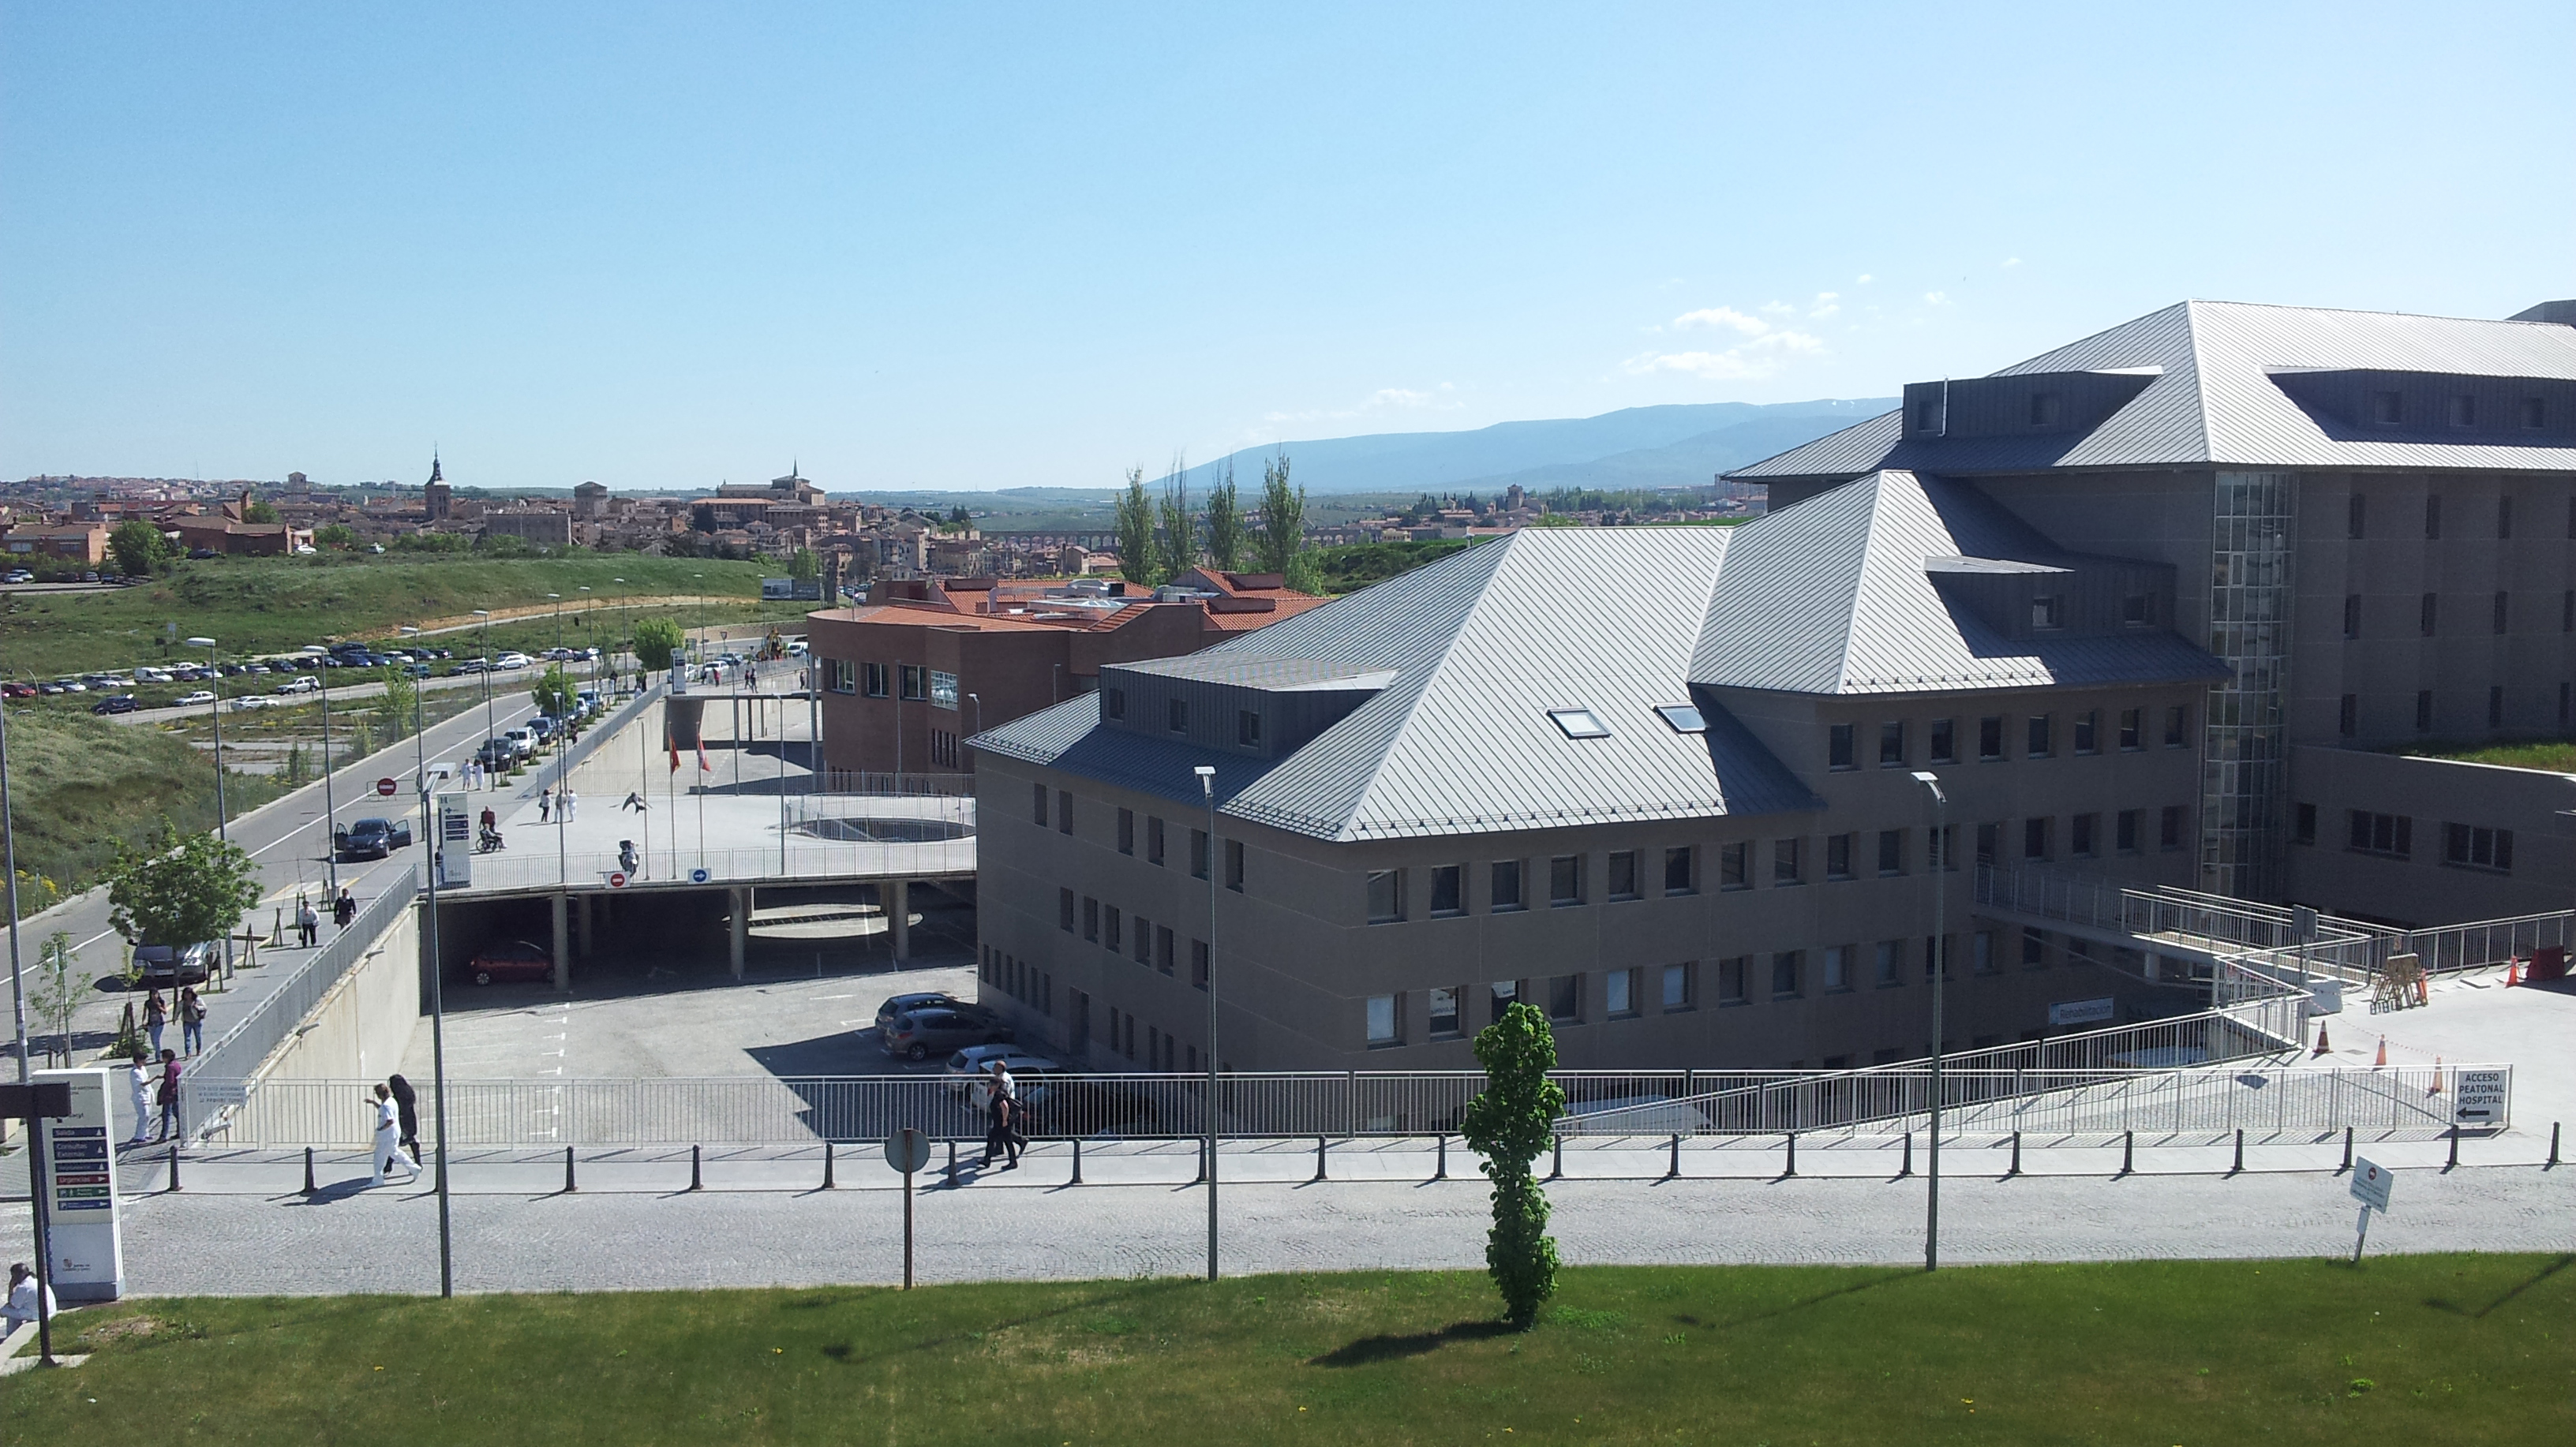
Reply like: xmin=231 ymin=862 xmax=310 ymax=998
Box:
xmin=2374 ymin=1036 xmax=2387 ymax=1067
xmin=2430 ymin=1056 xmax=2445 ymax=1094
xmin=2312 ymin=1022 xmax=2333 ymax=1057
xmin=2416 ymin=973 xmax=2429 ymax=1005
xmin=2507 ymin=957 xmax=2522 ymax=987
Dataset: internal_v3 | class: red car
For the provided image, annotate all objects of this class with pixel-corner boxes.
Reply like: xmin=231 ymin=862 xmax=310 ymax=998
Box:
xmin=468 ymin=939 xmax=553 ymax=986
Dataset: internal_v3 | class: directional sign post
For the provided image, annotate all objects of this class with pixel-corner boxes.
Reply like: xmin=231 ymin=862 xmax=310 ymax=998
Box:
xmin=2349 ymin=1157 xmax=2394 ymax=1264
xmin=885 ymin=1127 xmax=931 ymax=1289
xmin=2452 ymin=1068 xmax=2507 ymax=1128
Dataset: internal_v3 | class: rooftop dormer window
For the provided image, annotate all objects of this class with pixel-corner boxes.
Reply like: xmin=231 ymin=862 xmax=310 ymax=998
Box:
xmin=1167 ymin=698 xmax=1188 ymax=732
xmin=1548 ymin=708 xmax=1610 ymax=739
xmin=2522 ymin=397 xmax=2546 ymax=429
xmin=2031 ymin=594 xmax=2066 ymax=630
xmin=2449 ymin=394 xmax=2476 ymax=427
xmin=2370 ymin=391 xmax=2402 ymax=425
xmin=2029 ymin=392 xmax=2061 ymax=426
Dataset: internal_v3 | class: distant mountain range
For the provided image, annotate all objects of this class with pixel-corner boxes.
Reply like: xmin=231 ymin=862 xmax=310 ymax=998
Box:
xmin=1163 ymin=398 xmax=1896 ymax=497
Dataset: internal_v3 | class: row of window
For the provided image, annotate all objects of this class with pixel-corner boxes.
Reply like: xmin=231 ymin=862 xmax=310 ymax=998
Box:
xmin=1827 ymin=706 xmax=2188 ymax=770
xmin=1058 ymin=887 xmax=1211 ymax=987
xmin=1035 ymin=789 xmax=1249 ymax=889
xmin=2336 ymin=684 xmax=2576 ymax=736
xmin=983 ymin=947 xmax=1054 ymax=1015
xmin=2345 ymin=492 xmax=2576 ymax=540
xmin=2294 ymin=806 xmax=2515 ymax=873
xmin=2340 ymin=589 xmax=2571 ymax=640
xmin=826 ymin=660 xmax=960 ymax=709
xmin=981 ymin=951 xmax=1211 ymax=1074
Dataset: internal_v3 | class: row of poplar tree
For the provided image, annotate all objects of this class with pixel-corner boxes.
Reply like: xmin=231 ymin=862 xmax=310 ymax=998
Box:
xmin=1110 ymin=453 xmax=1315 ymax=593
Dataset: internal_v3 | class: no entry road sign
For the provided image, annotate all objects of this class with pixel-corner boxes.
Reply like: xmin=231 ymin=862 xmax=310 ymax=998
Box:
xmin=376 ymin=776 xmax=398 ymax=797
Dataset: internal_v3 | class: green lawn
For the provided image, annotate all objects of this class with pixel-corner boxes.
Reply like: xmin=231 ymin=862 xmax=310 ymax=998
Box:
xmin=2406 ymin=738 xmax=2576 ymax=773
xmin=6 ymin=1257 xmax=2568 ymax=1445
xmin=0 ymin=709 xmax=284 ymax=916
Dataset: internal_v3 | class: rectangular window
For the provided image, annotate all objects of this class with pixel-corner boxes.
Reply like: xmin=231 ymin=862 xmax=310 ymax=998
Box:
xmin=1974 ymin=931 xmax=1998 ymax=975
xmin=2160 ymin=805 xmax=2183 ymax=851
xmin=2030 ymin=391 xmax=2060 ymax=425
xmin=1101 ymin=686 xmax=1125 ymax=720
xmin=2072 ymin=710 xmax=2098 ymax=754
xmin=899 ymin=664 xmax=926 ymax=701
xmin=2024 ymin=817 xmax=2052 ymax=861
xmin=1773 ymin=837 xmax=1803 ymax=885
xmin=2117 ymin=809 xmax=2141 ymax=854
xmin=928 ymin=670 xmax=958 ymax=711
xmin=1133 ymin=914 xmax=1151 ymax=965
xmin=826 ymin=659 xmax=857 ymax=694
xmin=1661 ymin=963 xmax=1694 ymax=1011
xmin=1191 ymin=939 xmax=1209 ymax=990
xmin=1770 ymin=951 xmax=1803 ymax=998
xmin=1058 ymin=791 xmax=1073 ymax=835
xmin=2338 ymin=694 xmax=2358 ymax=738
xmin=2372 ymin=390 xmax=2402 ymax=424
xmin=1604 ymin=969 xmax=1636 ymax=1018
xmin=1158 ymin=925 xmax=1175 ymax=975
xmin=2494 ymin=590 xmax=2510 ymax=635
xmin=860 ymin=661 xmax=889 ymax=697
xmin=2117 ymin=708 xmax=2143 ymax=750
xmin=1491 ymin=860 xmax=1523 ymax=911
xmin=2027 ymin=714 xmax=2053 ymax=757
xmin=1428 ymin=864 xmax=1463 ymax=916
xmin=1825 ymin=832 xmax=1854 ymax=881
xmin=1101 ymin=907 xmax=1121 ymax=954
xmin=1607 ymin=851 xmax=1639 ymax=900
xmin=2343 ymin=593 xmax=2361 ymax=640
xmin=1664 ymin=846 xmax=1694 ymax=895
xmin=2293 ymin=802 xmax=2316 ymax=847
xmin=1167 ymin=697 xmax=1188 ymax=733
xmin=2443 ymin=823 xmax=2514 ymax=872
xmin=1547 ymin=974 xmax=1580 ymax=1022
xmin=1828 ymin=723 xmax=1856 ymax=770
xmin=2121 ymin=592 xmax=2154 ymax=626
xmin=2348 ymin=493 xmax=2366 ymax=540
xmin=1874 ymin=940 xmax=1902 ymax=987
xmin=2031 ymin=594 xmax=2065 ymax=630
xmin=1225 ymin=839 xmax=1245 ymax=892
xmin=1928 ymin=718 xmax=1956 ymax=763
xmin=2347 ymin=810 xmax=2413 ymax=859
xmin=2499 ymin=496 xmax=2514 ymax=539
xmin=1237 ymin=709 xmax=1261 ymax=747
xmin=2417 ymin=690 xmax=2435 ymax=731
xmin=1365 ymin=995 xmax=1398 ymax=1046
xmin=2527 ymin=397 xmax=2549 ymax=430
xmin=2450 ymin=394 xmax=2476 ymax=427
xmin=1876 ymin=828 xmax=1903 ymax=875
xmin=2022 ymin=927 xmax=2047 ymax=967
xmin=1148 ymin=816 xmax=1166 ymax=866
xmin=2426 ymin=494 xmax=2442 ymax=540
xmin=1365 ymin=869 xmax=1403 ymax=923
xmin=1980 ymin=716 xmax=2005 ymax=761
xmin=1717 ymin=956 xmax=1749 ymax=1005
xmin=1720 ymin=841 xmax=1750 ymax=889
xmin=1081 ymin=896 xmax=1098 ymax=942
xmin=1975 ymin=821 xmax=1999 ymax=864
xmin=1822 ymin=944 xmax=1851 ymax=992
xmin=1930 ymin=823 xmax=1955 ymax=871
xmin=1550 ymin=854 xmax=1584 ymax=906
xmin=1034 ymin=782 xmax=1049 ymax=827
xmin=1058 ymin=888 xmax=1074 ymax=932
xmin=1429 ymin=986 xmax=1462 ymax=1036
xmin=2070 ymin=812 xmax=2097 ymax=858
xmin=1879 ymin=720 xmax=1906 ymax=767
xmin=1118 ymin=808 xmax=1135 ymax=855
xmin=1488 ymin=980 xmax=1519 ymax=1023
xmin=2563 ymin=590 xmax=2573 ymax=633
xmin=2421 ymin=593 xmax=2439 ymax=637
xmin=2164 ymin=705 xmax=2188 ymax=747
xmin=2489 ymin=685 xmax=2506 ymax=728
xmin=1190 ymin=828 xmax=1208 ymax=880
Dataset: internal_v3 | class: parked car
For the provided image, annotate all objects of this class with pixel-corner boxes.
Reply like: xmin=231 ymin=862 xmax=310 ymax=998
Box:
xmin=400 ymin=662 xmax=432 ymax=677
xmin=0 ymin=682 xmax=35 ymax=699
xmin=881 ymin=1004 xmax=1012 ymax=1061
xmin=474 ymin=736 xmax=519 ymax=769
xmin=231 ymin=696 xmax=271 ymax=712
xmin=275 ymin=675 xmax=321 ymax=694
xmin=1015 ymin=1075 xmax=1174 ymax=1139
xmin=333 ymin=817 xmax=414 ymax=861
xmin=494 ymin=652 xmax=531 ymax=670
xmin=942 ymin=1043 xmax=1035 ymax=1094
xmin=874 ymin=989 xmax=966 ymax=1031
xmin=504 ymin=727 xmax=537 ymax=757
xmin=188 ymin=548 xmax=218 ymax=559
xmin=447 ymin=660 xmax=487 ymax=676
xmin=133 ymin=942 xmax=215 ymax=988
xmin=132 ymin=666 xmax=174 ymax=684
xmin=466 ymin=938 xmax=552 ymax=986
xmin=2 ymin=569 xmax=32 ymax=584
xmin=90 ymin=694 xmax=139 ymax=715
xmin=175 ymin=690 xmax=217 ymax=707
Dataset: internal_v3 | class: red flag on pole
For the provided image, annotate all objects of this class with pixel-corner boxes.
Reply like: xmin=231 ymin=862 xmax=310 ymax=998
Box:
xmin=668 ymin=741 xmax=681 ymax=773
xmin=698 ymin=742 xmax=712 ymax=773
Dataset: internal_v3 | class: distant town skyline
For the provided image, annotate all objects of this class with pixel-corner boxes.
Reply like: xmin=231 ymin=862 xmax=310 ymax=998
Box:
xmin=2 ymin=2 xmax=2567 ymax=492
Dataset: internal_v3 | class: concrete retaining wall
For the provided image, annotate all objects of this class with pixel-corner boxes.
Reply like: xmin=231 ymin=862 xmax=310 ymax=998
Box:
xmin=252 ymin=903 xmax=423 ymax=1085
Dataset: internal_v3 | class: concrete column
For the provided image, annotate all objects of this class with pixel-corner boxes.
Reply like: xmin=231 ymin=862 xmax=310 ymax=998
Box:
xmin=576 ymin=892 xmax=593 ymax=957
xmin=552 ymin=892 xmax=571 ymax=992
xmin=889 ymin=879 xmax=911 ymax=963
xmin=729 ymin=886 xmax=748 ymax=979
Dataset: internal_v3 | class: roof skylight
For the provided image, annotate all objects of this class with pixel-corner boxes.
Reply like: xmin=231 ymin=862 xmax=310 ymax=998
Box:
xmin=1548 ymin=708 xmax=1611 ymax=739
xmin=1653 ymin=704 xmax=1707 ymax=733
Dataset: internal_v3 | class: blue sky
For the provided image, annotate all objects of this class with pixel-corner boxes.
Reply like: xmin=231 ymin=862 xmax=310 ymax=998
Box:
xmin=5 ymin=2 xmax=2568 ymax=492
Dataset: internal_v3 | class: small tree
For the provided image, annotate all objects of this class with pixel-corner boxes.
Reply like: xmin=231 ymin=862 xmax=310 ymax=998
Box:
xmin=1203 ymin=459 xmax=1247 ymax=574
xmin=109 ymin=520 xmax=174 ymax=578
xmin=104 ymin=822 xmax=263 ymax=952
xmin=788 ymin=548 xmax=822 ymax=582
xmin=530 ymin=664 xmax=578 ymax=720
xmin=632 ymin=616 xmax=686 ymax=672
xmin=1112 ymin=467 xmax=1159 ymax=587
xmin=1256 ymin=451 xmax=1316 ymax=593
xmin=28 ymin=931 xmax=89 ymax=1067
xmin=378 ymin=664 xmax=417 ymax=740
xmin=1460 ymin=1001 xmax=1567 ymax=1329
xmin=1157 ymin=455 xmax=1196 ymax=583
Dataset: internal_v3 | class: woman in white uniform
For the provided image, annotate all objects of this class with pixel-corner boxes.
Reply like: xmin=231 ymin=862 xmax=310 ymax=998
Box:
xmin=370 ymin=1082 xmax=421 ymax=1185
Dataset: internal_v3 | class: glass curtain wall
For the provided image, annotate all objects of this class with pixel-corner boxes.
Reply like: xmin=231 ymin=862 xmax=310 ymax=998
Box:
xmin=2202 ymin=469 xmax=2297 ymax=899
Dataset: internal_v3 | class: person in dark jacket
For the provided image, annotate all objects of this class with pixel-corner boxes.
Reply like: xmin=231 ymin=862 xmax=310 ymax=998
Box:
xmin=387 ymin=1074 xmax=423 ymax=1164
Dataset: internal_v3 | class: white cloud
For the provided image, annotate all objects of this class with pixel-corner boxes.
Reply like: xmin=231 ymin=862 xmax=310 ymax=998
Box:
xmin=1855 ymin=273 xmax=1874 ymax=284
xmin=1808 ymin=290 xmax=1840 ymax=320
xmin=1669 ymin=305 xmax=1773 ymax=336
xmin=1758 ymin=300 xmax=1795 ymax=316
xmin=1624 ymin=329 xmax=1825 ymax=382
xmin=2001 ymin=256 xmax=2022 ymax=268
xmin=1923 ymin=290 xmax=1949 ymax=305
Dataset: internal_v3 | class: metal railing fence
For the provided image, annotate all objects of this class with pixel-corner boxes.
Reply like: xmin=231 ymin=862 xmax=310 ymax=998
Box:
xmin=527 ymin=679 xmax=666 ymax=796
xmin=196 ymin=1060 xmax=2499 ymax=1151
xmin=188 ymin=866 xmax=417 ymax=1090
xmin=455 ymin=833 xmax=977 ymax=895
xmin=2405 ymin=910 xmax=2576 ymax=975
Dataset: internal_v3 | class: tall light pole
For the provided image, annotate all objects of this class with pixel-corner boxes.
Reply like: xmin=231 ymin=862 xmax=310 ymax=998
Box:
xmin=305 ymin=647 xmax=339 ymax=899
xmin=1909 ymin=770 xmax=1947 ymax=1272
xmin=185 ymin=638 xmax=227 ymax=841
xmin=578 ymin=587 xmax=593 ymax=687
xmin=4 ymin=690 xmax=28 ymax=1081
xmin=472 ymin=609 xmax=495 ymax=769
xmin=691 ymin=574 xmax=706 ymax=664
xmin=399 ymin=625 xmax=455 ymax=1296
xmin=1196 ymin=763 xmax=1219 ymax=1282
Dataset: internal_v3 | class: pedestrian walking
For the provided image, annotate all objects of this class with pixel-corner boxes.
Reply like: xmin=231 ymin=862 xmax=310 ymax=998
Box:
xmin=125 ymin=1050 xmax=152 ymax=1146
xmin=369 ymin=1083 xmax=421 ymax=1185
xmin=143 ymin=989 xmax=168 ymax=1056
xmin=981 ymin=1060 xmax=1024 ymax=1168
xmin=538 ymin=787 xmax=552 ymax=824
xmin=298 ymin=900 xmax=320 ymax=948
xmin=178 ymin=986 xmax=206 ymax=1056
xmin=560 ymin=787 xmax=578 ymax=823
xmin=336 ymin=887 xmax=356 ymax=928
xmin=387 ymin=1073 xmax=423 ymax=1165
xmin=3 ymin=1263 xmax=54 ymax=1336
xmin=155 ymin=1049 xmax=183 ymax=1142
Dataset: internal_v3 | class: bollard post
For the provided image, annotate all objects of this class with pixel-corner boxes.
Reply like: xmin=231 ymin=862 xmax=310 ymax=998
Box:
xmin=1070 ymin=1136 xmax=1084 ymax=1186
xmin=1784 ymin=1131 xmax=1797 ymax=1179
xmin=690 ymin=1144 xmax=702 ymax=1191
xmin=1312 ymin=1135 xmax=1327 ymax=1183
xmin=564 ymin=1146 xmax=577 ymax=1194
xmin=167 ymin=1143 xmax=182 ymax=1193
xmin=2445 ymin=1126 xmax=2460 ymax=1171
xmin=303 ymin=1145 xmax=316 ymax=1195
xmin=2008 ymin=1131 xmax=2021 ymax=1178
xmin=2550 ymin=1121 xmax=2562 ymax=1169
xmin=2341 ymin=1125 xmax=2353 ymax=1172
xmin=2230 ymin=1128 xmax=2244 ymax=1176
xmin=1548 ymin=1133 xmax=1563 ymax=1182
xmin=1193 ymin=1135 xmax=1207 ymax=1186
xmin=2120 ymin=1130 xmax=2134 ymax=1177
xmin=1664 ymin=1132 xmax=1681 ymax=1182
xmin=822 ymin=1139 xmax=836 ymax=1191
xmin=1900 ymin=1130 xmax=1913 ymax=1178
xmin=1435 ymin=1135 xmax=1448 ymax=1181
xmin=945 ymin=1138 xmax=958 ymax=1185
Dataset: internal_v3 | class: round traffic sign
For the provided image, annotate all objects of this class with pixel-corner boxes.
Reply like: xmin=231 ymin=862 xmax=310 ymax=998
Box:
xmin=884 ymin=1127 xmax=931 ymax=1175
xmin=376 ymin=776 xmax=398 ymax=797
xmin=688 ymin=867 xmax=712 ymax=884
xmin=607 ymin=871 xmax=628 ymax=888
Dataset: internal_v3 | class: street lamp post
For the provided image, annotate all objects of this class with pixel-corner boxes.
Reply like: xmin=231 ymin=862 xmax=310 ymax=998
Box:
xmin=549 ymin=593 xmax=563 ymax=656
xmin=1909 ymin=771 xmax=1948 ymax=1272
xmin=185 ymin=639 xmax=227 ymax=841
xmin=578 ymin=587 xmax=593 ymax=687
xmin=1196 ymin=763 xmax=1219 ymax=1282
xmin=401 ymin=626 xmax=455 ymax=1296
xmin=306 ymin=647 xmax=339 ymax=899
xmin=472 ymin=610 xmax=495 ymax=776
xmin=4 ymin=690 xmax=28 ymax=1082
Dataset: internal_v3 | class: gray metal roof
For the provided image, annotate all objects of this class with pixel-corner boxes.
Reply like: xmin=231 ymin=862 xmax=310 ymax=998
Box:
xmin=1108 ymin=654 xmax=1397 ymax=691
xmin=1728 ymin=300 xmax=2576 ymax=481
xmin=1689 ymin=471 xmax=2231 ymax=696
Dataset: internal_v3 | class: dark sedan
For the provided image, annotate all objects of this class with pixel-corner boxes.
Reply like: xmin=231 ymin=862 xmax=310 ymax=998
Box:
xmin=332 ymin=816 xmax=414 ymax=860
xmin=90 ymin=694 xmax=138 ymax=715
xmin=874 ymin=989 xmax=965 ymax=1031
xmin=134 ymin=942 xmax=215 ymax=988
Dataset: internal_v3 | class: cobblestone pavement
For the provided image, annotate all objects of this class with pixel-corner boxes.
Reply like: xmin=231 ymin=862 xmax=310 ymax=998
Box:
xmin=8 ymin=1144 xmax=2567 ymax=1298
